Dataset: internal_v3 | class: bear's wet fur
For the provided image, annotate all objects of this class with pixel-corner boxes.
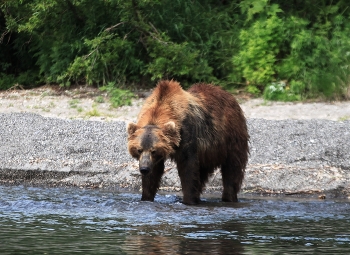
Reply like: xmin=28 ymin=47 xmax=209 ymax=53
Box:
xmin=127 ymin=80 xmax=249 ymax=205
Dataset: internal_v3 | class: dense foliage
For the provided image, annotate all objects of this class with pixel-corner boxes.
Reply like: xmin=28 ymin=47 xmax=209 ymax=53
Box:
xmin=1 ymin=0 xmax=350 ymax=99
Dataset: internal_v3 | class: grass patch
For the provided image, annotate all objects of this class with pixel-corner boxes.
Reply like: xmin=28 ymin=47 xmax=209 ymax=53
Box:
xmin=40 ymin=91 xmax=51 ymax=97
xmin=85 ymin=107 xmax=101 ymax=117
xmin=100 ymin=83 xmax=134 ymax=108
xmin=69 ymin=99 xmax=80 ymax=108
xmin=339 ymin=116 xmax=350 ymax=121
xmin=94 ymin=96 xmax=105 ymax=103
xmin=48 ymin=102 xmax=56 ymax=108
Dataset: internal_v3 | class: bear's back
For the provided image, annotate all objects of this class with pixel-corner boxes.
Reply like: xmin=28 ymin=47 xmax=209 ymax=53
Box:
xmin=181 ymin=83 xmax=249 ymax=167
xmin=187 ymin=83 xmax=247 ymax=141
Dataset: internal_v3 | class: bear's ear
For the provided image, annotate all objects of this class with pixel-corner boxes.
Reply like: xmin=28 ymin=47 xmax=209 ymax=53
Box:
xmin=127 ymin=122 xmax=139 ymax=135
xmin=163 ymin=121 xmax=180 ymax=146
xmin=164 ymin=121 xmax=176 ymax=132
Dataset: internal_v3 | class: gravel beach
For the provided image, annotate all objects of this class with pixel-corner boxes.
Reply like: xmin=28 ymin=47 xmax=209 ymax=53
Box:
xmin=1 ymin=87 xmax=350 ymax=199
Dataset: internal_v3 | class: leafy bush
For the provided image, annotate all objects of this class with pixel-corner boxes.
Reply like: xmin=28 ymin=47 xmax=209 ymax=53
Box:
xmin=234 ymin=0 xmax=350 ymax=100
xmin=233 ymin=14 xmax=285 ymax=86
xmin=1 ymin=0 xmax=350 ymax=100
xmin=1 ymin=0 xmax=240 ymax=89
xmin=146 ymin=40 xmax=213 ymax=86
xmin=100 ymin=82 xmax=134 ymax=108
xmin=263 ymin=81 xmax=300 ymax=101
xmin=0 ymin=74 xmax=16 ymax=90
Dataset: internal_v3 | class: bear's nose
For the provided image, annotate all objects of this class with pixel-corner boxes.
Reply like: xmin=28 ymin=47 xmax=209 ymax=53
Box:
xmin=140 ymin=167 xmax=150 ymax=175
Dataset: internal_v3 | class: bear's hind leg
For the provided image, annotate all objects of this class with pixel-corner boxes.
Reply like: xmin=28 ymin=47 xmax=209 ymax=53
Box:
xmin=221 ymin=159 xmax=244 ymax=202
xmin=141 ymin=161 xmax=164 ymax=201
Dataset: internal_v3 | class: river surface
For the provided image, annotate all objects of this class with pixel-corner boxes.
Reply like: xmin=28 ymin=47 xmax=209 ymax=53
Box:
xmin=0 ymin=185 xmax=349 ymax=254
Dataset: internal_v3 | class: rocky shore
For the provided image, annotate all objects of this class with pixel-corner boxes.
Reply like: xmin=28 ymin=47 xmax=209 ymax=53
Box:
xmin=1 ymin=111 xmax=349 ymax=199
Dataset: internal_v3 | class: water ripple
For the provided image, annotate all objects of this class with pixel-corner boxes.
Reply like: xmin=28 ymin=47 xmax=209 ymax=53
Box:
xmin=1 ymin=185 xmax=350 ymax=254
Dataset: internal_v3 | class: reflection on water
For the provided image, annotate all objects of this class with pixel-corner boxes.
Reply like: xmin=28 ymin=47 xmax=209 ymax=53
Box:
xmin=0 ymin=185 xmax=349 ymax=254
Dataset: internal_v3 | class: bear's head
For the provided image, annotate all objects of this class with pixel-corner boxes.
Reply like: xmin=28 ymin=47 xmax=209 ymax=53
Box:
xmin=127 ymin=121 xmax=179 ymax=175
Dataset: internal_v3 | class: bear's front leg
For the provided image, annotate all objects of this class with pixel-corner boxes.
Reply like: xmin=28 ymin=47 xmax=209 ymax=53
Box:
xmin=176 ymin=158 xmax=201 ymax=205
xmin=141 ymin=161 xmax=164 ymax=201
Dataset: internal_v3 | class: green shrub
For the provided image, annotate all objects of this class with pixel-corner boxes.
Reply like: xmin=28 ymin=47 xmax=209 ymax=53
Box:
xmin=233 ymin=14 xmax=285 ymax=86
xmin=0 ymin=71 xmax=38 ymax=90
xmin=290 ymin=80 xmax=306 ymax=95
xmin=100 ymin=82 xmax=134 ymax=108
xmin=0 ymin=74 xmax=16 ymax=90
xmin=1 ymin=0 xmax=350 ymax=100
xmin=246 ymin=85 xmax=261 ymax=96
xmin=263 ymin=81 xmax=300 ymax=101
xmin=146 ymin=40 xmax=213 ymax=86
xmin=58 ymin=34 xmax=145 ymax=86
xmin=94 ymin=96 xmax=105 ymax=104
xmin=0 ymin=0 xmax=240 ymax=89
xmin=234 ymin=1 xmax=350 ymax=99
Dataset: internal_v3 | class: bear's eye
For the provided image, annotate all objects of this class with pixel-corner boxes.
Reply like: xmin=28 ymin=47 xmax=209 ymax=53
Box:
xmin=137 ymin=149 xmax=143 ymax=154
xmin=151 ymin=150 xmax=156 ymax=155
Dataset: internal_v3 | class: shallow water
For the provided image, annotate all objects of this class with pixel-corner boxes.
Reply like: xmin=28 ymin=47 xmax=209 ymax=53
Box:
xmin=0 ymin=185 xmax=349 ymax=254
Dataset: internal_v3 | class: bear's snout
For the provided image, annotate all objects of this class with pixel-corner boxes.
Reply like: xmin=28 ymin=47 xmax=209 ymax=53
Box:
xmin=139 ymin=152 xmax=153 ymax=175
xmin=140 ymin=166 xmax=151 ymax=175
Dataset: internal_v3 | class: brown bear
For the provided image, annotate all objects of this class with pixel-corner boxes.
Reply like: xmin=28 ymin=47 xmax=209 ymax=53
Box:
xmin=127 ymin=80 xmax=249 ymax=205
